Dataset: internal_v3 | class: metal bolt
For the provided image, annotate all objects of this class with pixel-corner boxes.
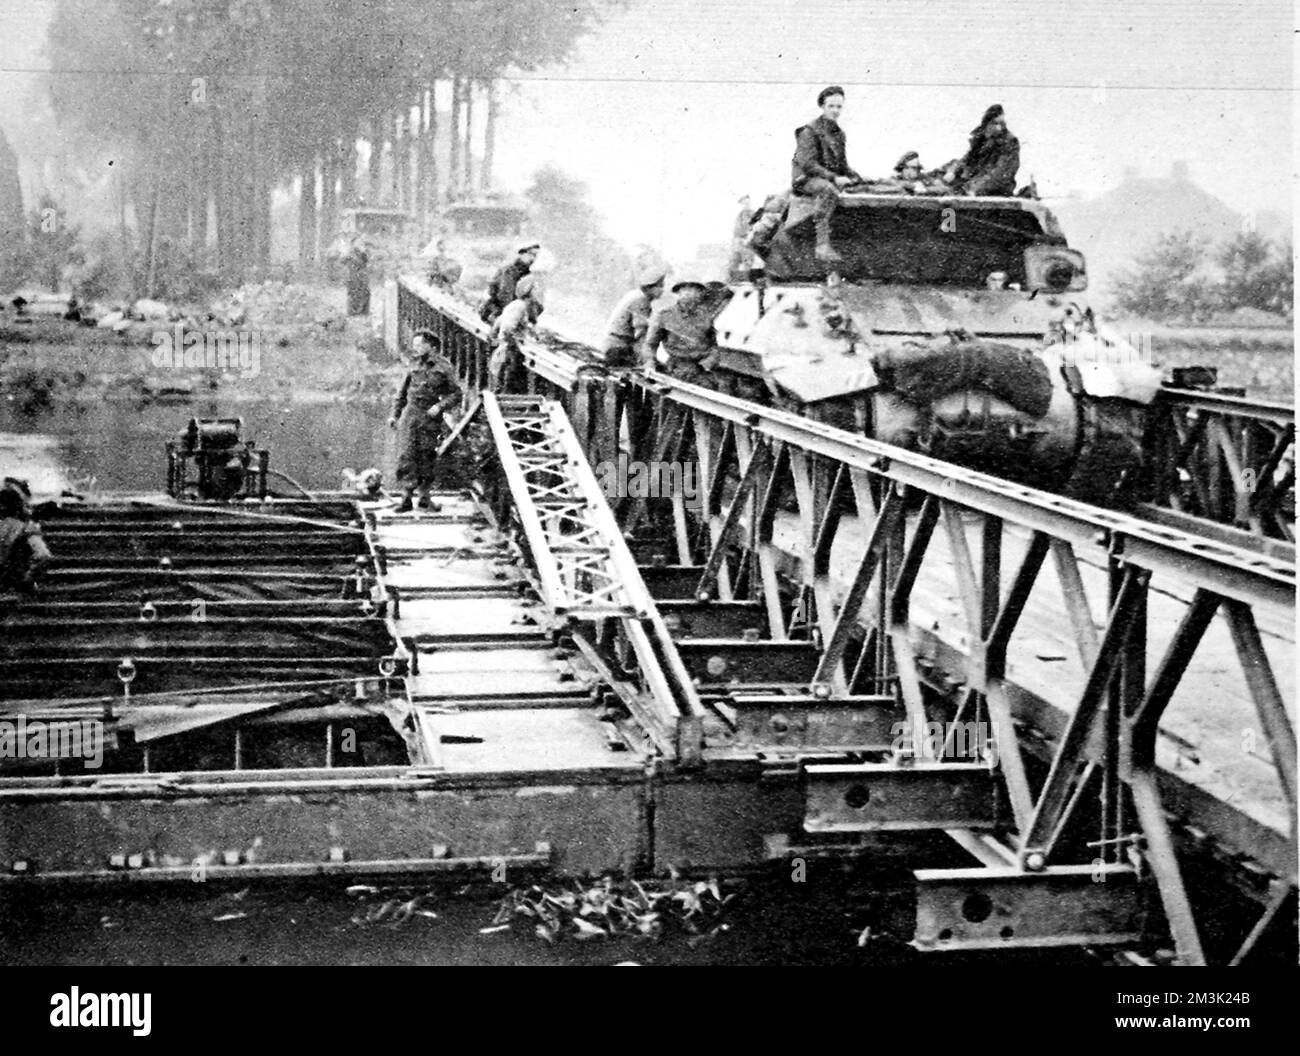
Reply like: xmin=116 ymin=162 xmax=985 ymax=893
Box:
xmin=1024 ymin=850 xmax=1046 ymax=871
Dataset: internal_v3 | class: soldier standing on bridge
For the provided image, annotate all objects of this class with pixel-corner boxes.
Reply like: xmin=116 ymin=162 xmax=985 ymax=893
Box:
xmin=601 ymin=264 xmax=667 ymax=367
xmin=0 ymin=480 xmax=51 ymax=596
xmin=425 ymin=238 xmax=463 ymax=290
xmin=388 ymin=330 xmax=463 ymax=513
xmin=641 ymin=277 xmax=729 ymax=389
xmin=488 ymin=275 xmax=545 ymax=394
xmin=792 ymin=86 xmax=863 ymax=264
xmin=479 ymin=241 xmax=540 ymax=325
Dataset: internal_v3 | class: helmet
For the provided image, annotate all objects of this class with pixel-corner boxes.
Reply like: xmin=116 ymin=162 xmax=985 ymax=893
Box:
xmin=670 ymin=275 xmax=707 ymax=294
xmin=636 ymin=264 xmax=668 ymax=289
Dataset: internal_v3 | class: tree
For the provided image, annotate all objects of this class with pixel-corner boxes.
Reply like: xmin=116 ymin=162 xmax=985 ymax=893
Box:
xmin=525 ymin=165 xmax=634 ymax=307
xmin=27 ymin=195 xmax=84 ymax=293
xmin=1111 ymin=230 xmax=1219 ymax=321
xmin=1218 ymin=231 xmax=1293 ymax=317
xmin=0 ymin=126 xmax=27 ymax=291
xmin=42 ymin=0 xmax=629 ymax=290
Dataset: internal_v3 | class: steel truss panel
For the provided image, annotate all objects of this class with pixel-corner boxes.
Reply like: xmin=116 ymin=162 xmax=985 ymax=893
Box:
xmin=480 ymin=394 xmax=705 ymax=759
xmin=399 ymin=278 xmax=1298 ymax=962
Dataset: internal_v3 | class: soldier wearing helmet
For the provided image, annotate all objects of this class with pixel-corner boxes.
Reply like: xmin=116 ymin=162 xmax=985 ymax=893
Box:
xmin=641 ymin=276 xmax=732 ymax=388
xmin=601 ymin=264 xmax=668 ymax=366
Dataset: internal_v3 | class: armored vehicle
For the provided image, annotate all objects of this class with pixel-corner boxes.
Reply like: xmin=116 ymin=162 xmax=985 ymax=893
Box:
xmin=712 ymin=192 xmax=1162 ymax=500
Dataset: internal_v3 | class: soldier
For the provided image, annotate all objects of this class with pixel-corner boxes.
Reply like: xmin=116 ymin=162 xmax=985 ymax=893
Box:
xmin=792 ymin=86 xmax=863 ymax=263
xmin=0 ymin=481 xmax=51 ymax=596
xmin=479 ymin=241 xmax=540 ymax=324
xmin=425 ymin=239 xmax=463 ymax=289
xmin=951 ymin=104 xmax=1021 ymax=197
xmin=489 ymin=275 xmax=544 ymax=393
xmin=746 ymin=190 xmax=791 ymax=261
xmin=727 ymin=195 xmax=754 ymax=277
xmin=601 ymin=264 xmax=667 ymax=366
xmin=342 ymin=235 xmax=371 ymax=315
xmin=642 ymin=277 xmax=728 ymax=388
xmin=388 ymin=330 xmax=463 ymax=513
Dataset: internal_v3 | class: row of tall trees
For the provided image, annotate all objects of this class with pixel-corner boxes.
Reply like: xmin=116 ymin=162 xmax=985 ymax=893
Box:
xmin=1112 ymin=230 xmax=1293 ymax=323
xmin=43 ymin=0 xmax=622 ymax=291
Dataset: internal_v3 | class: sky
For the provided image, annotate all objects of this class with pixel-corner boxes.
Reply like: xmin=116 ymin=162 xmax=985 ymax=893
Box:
xmin=0 ymin=0 xmax=1293 ymax=264
xmin=487 ymin=0 xmax=1295 ymax=258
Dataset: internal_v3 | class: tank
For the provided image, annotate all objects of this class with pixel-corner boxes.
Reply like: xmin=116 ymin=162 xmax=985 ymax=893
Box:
xmin=711 ymin=191 xmax=1163 ymax=501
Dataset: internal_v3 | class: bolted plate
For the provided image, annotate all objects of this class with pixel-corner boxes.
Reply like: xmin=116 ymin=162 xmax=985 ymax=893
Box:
xmin=803 ymin=761 xmax=998 ymax=832
xmin=912 ymin=863 xmax=1143 ymax=951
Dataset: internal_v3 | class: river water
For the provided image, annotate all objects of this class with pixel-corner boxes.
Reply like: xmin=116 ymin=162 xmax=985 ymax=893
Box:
xmin=0 ymin=394 xmax=394 ymax=497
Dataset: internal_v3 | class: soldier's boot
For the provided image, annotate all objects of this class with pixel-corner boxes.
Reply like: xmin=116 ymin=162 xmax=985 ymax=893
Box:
xmin=394 ymin=490 xmax=415 ymax=513
xmin=813 ymin=215 xmax=841 ymax=263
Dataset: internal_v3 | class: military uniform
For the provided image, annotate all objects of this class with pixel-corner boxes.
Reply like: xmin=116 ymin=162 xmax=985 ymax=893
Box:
xmin=643 ymin=298 xmax=722 ymax=387
xmin=480 ymin=258 xmax=531 ymax=324
xmin=955 ymin=132 xmax=1020 ymax=196
xmin=344 ymin=243 xmax=370 ymax=315
xmin=393 ymin=361 xmax=462 ymax=493
xmin=953 ymin=108 xmax=1020 ymax=196
xmin=489 ymin=294 xmax=542 ymax=393
xmin=428 ymin=253 xmax=463 ymax=288
xmin=602 ymin=288 xmax=659 ymax=366
xmin=0 ymin=482 xmax=50 ymax=595
xmin=791 ymin=116 xmax=862 ymax=259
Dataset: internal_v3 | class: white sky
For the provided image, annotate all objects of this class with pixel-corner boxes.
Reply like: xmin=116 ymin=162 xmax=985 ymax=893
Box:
xmin=0 ymin=0 xmax=1293 ymax=264
xmin=488 ymin=0 xmax=1295 ymax=258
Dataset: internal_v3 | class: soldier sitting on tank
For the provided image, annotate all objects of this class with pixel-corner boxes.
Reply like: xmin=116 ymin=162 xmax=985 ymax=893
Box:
xmin=602 ymin=265 xmax=667 ymax=367
xmin=948 ymin=104 xmax=1020 ymax=196
xmin=745 ymin=191 xmax=791 ymax=262
xmin=489 ymin=275 xmax=544 ymax=394
xmin=388 ymin=331 xmax=463 ymax=513
xmin=479 ymin=241 xmax=540 ymax=324
xmin=792 ymin=86 xmax=864 ymax=263
xmin=642 ymin=277 xmax=731 ymax=390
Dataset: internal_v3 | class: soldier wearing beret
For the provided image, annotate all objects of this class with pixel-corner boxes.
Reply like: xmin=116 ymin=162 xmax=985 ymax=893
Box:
xmin=388 ymin=331 xmax=462 ymax=512
xmin=791 ymin=86 xmax=864 ymax=263
xmin=950 ymin=104 xmax=1021 ymax=196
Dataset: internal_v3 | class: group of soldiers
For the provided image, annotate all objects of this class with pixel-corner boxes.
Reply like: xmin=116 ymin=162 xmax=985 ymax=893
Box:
xmin=388 ymin=90 xmax=1025 ymax=507
xmin=752 ymin=88 xmax=1023 ymax=263
xmin=388 ymin=239 xmax=544 ymax=512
